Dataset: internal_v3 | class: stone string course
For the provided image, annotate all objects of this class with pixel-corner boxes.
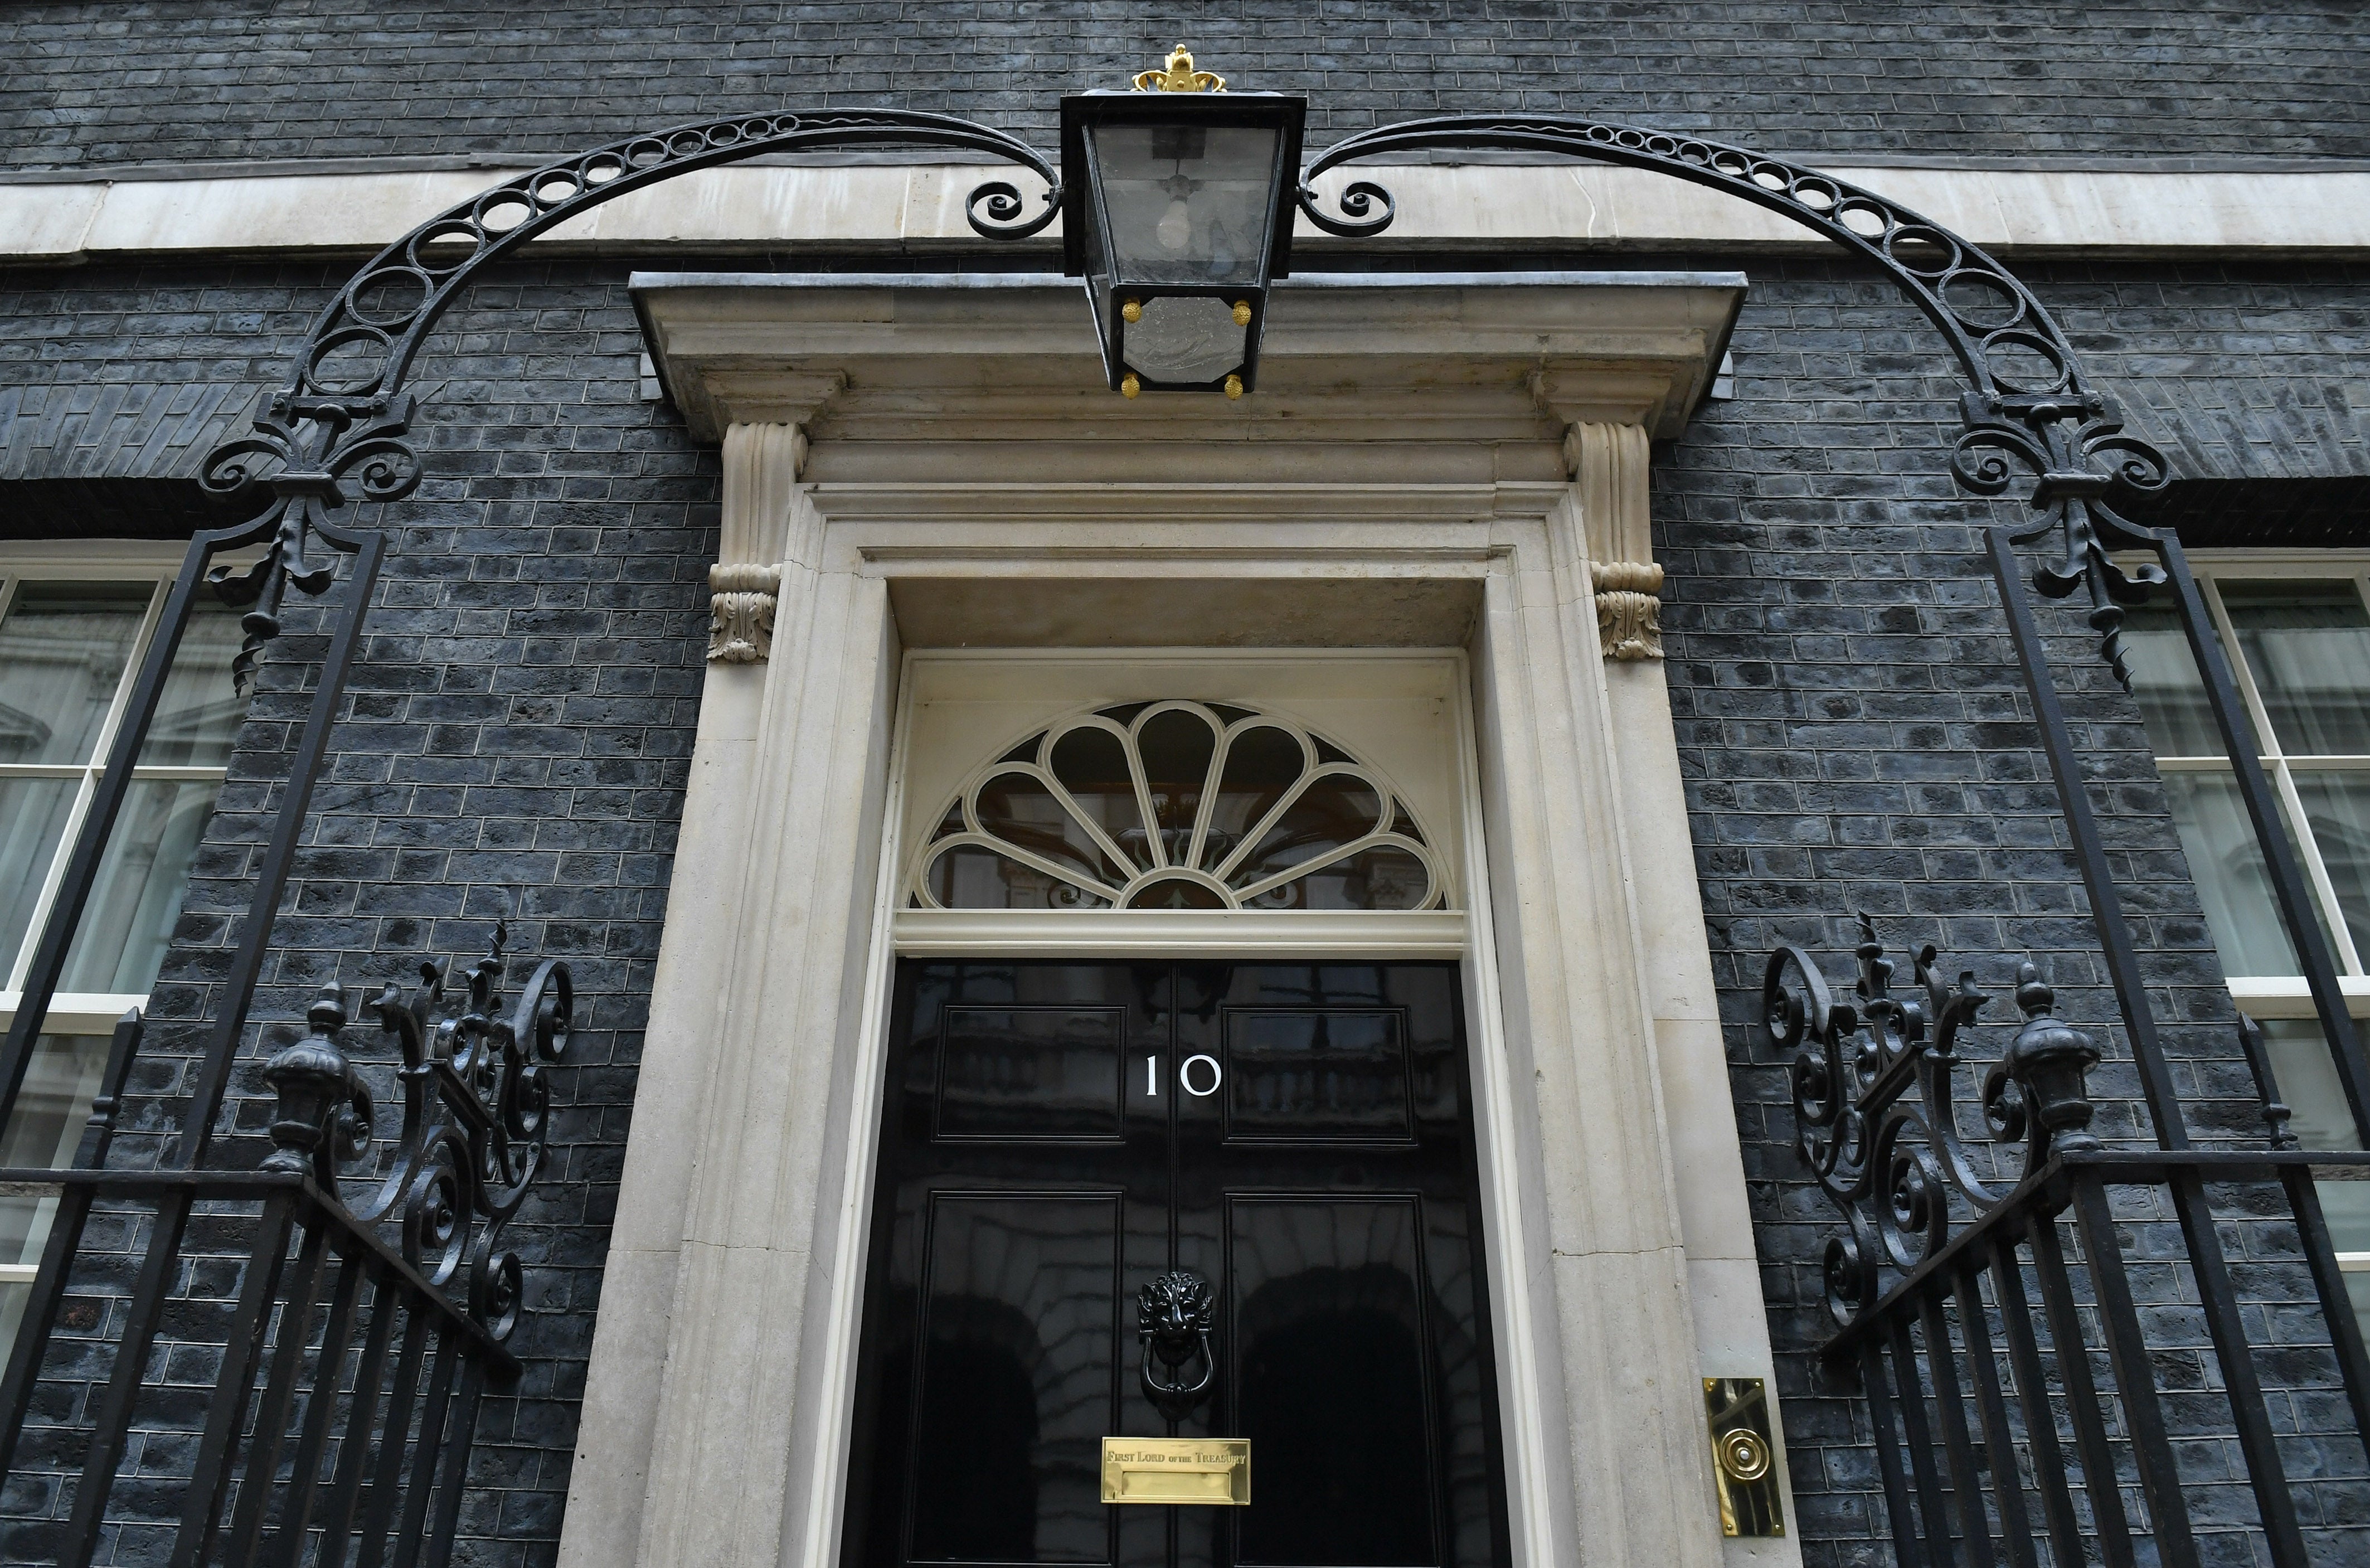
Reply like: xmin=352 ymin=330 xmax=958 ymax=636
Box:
xmin=1 ymin=1 xmax=2367 ymax=172
xmin=2 ymin=248 xmax=2364 ymax=1562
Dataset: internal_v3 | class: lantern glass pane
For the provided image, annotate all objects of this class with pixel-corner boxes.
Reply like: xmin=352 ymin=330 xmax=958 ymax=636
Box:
xmin=1125 ymin=297 xmax=1247 ymax=383
xmin=1087 ymin=122 xmax=1279 ymax=285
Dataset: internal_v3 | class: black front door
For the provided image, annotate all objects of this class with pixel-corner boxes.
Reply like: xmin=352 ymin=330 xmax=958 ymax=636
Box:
xmin=843 ymin=960 xmax=1510 ymax=1568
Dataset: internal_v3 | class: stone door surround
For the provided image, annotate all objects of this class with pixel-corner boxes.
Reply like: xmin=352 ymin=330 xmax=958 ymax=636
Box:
xmin=559 ymin=273 xmax=1799 ymax=1568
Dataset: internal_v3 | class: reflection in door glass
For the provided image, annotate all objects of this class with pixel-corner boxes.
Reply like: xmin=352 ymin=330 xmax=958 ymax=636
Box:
xmin=937 ymin=1008 xmax=1126 ymax=1141
xmin=1223 ymin=1011 xmax=1413 ymax=1140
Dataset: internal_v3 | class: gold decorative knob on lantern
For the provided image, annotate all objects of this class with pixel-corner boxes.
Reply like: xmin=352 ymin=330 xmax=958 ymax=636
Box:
xmin=1223 ymin=375 xmax=1244 ymax=399
xmin=1716 ymin=1427 xmax=1771 ymax=1484
xmin=1120 ymin=373 xmax=1142 ymax=399
xmin=1121 ymin=299 xmax=1143 ymax=323
xmin=1231 ymin=300 xmax=1252 ymax=327
xmin=1133 ymin=43 xmax=1225 ymax=94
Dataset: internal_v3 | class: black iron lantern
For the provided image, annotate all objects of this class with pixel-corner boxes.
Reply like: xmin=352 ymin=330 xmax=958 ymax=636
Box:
xmin=1060 ymin=47 xmax=1304 ymax=399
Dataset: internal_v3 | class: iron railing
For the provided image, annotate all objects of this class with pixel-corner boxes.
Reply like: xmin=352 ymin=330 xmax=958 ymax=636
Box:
xmin=0 ymin=99 xmax=2361 ymax=1566
xmin=0 ymin=111 xmax=1063 ymax=1568
xmin=0 ymin=932 xmax=569 ymax=1565
xmin=1769 ymin=929 xmax=2370 ymax=1566
xmin=1301 ymin=115 xmax=2370 ymax=1562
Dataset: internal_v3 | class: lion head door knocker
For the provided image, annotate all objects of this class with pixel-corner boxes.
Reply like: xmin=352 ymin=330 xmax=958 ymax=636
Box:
xmin=1137 ymin=1270 xmax=1218 ymax=1423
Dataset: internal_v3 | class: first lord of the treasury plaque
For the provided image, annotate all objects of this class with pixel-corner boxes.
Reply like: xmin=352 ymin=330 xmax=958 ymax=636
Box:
xmin=1099 ymin=1438 xmax=1252 ymax=1505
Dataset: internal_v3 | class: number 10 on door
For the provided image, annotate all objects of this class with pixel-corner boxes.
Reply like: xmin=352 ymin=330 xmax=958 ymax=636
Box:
xmin=1145 ymin=1055 xmax=1223 ymax=1097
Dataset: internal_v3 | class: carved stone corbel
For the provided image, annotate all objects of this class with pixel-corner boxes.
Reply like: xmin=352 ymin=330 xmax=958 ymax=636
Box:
xmin=1591 ymin=559 xmax=1664 ymax=662
xmin=710 ymin=422 xmax=805 ymax=662
xmin=1565 ymin=421 xmax=1664 ymax=661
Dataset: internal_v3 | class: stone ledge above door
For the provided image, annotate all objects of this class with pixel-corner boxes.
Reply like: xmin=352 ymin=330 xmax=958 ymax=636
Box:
xmin=630 ymin=269 xmax=1745 ymax=484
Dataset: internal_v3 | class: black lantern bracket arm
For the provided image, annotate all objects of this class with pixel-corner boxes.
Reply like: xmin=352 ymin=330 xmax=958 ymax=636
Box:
xmin=197 ymin=109 xmax=1061 ymax=689
xmin=289 ymin=109 xmax=1061 ymax=411
xmin=1294 ymin=116 xmax=2174 ymax=627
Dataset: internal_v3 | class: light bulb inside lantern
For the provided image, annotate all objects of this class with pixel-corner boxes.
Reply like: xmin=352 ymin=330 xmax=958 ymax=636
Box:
xmin=1157 ymin=198 xmax=1192 ymax=251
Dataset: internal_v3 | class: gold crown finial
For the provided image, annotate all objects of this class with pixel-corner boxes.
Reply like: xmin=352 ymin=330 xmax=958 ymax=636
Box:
xmin=1133 ymin=43 xmax=1225 ymax=93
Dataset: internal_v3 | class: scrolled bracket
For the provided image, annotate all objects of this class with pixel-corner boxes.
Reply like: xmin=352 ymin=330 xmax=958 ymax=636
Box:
xmin=1294 ymin=176 xmax=1396 ymax=237
xmin=708 ymin=562 xmax=781 ymax=663
xmin=1295 ymin=114 xmax=2180 ymax=687
xmin=1770 ymin=918 xmax=2098 ymax=1327
xmin=311 ymin=919 xmax=573 ymax=1339
xmin=1591 ymin=561 xmax=1664 ymax=660
xmin=201 ymin=391 xmax=415 ymax=692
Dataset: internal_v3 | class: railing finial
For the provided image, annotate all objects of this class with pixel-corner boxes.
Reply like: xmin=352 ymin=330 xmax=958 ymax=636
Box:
xmin=2002 ymin=962 xmax=2100 ymax=1159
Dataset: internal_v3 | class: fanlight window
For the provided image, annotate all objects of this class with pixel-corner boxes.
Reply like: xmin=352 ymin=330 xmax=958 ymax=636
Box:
xmin=911 ymin=701 xmax=1449 ymax=912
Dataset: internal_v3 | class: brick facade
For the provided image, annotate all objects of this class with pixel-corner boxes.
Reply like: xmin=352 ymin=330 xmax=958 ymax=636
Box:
xmin=3 ymin=1 xmax=2368 ymax=170
xmin=2 ymin=5 xmax=2368 ymax=1563
xmin=3 ymin=247 xmax=2362 ymax=1562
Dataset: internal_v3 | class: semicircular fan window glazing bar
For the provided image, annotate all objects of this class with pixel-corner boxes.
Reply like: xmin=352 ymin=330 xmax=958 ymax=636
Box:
xmin=911 ymin=701 xmax=1450 ymax=912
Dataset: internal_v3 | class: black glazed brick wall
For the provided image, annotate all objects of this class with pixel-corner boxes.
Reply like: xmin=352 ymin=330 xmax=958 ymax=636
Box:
xmin=1656 ymin=256 xmax=2370 ymax=1566
xmin=0 ymin=256 xmax=715 ymax=1566
xmin=2 ymin=247 xmax=2368 ymax=1560
xmin=1 ymin=0 xmax=2367 ymax=172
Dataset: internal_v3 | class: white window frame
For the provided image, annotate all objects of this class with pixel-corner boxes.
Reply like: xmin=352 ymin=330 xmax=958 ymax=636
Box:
xmin=0 ymin=540 xmax=246 ymax=1292
xmin=2139 ymin=549 xmax=2370 ymax=1024
xmin=0 ymin=540 xmax=239 ymax=1036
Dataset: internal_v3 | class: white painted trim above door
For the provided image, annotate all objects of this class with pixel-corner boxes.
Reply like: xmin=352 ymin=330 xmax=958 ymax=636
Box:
xmin=890 ymin=909 xmax=1469 ymax=957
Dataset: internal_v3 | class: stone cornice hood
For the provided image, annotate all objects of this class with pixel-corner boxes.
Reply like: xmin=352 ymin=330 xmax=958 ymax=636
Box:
xmin=629 ymin=270 xmax=1745 ymax=480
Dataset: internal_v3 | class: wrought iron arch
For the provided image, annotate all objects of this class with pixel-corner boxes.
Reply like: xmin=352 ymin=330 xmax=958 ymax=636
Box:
xmin=138 ymin=102 xmax=2370 ymax=1166
xmin=1301 ymin=118 xmax=2170 ymax=661
xmin=4 ymin=100 xmax=2364 ymax=1568
xmin=1300 ymin=115 xmax=2369 ymax=1154
xmin=199 ymin=111 xmax=1061 ymax=689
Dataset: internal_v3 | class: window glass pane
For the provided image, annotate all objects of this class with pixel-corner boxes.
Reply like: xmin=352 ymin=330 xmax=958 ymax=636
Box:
xmin=2252 ymin=1017 xmax=2364 ymax=1153
xmin=140 ymin=599 xmax=244 ymax=766
xmin=1235 ymin=773 xmax=1383 ymax=890
xmin=0 ymin=1034 xmax=108 ymax=1356
xmin=60 ymin=778 xmax=224 ymax=994
xmin=2118 ymin=601 xmax=2227 ymax=758
xmin=924 ymin=843 xmax=1111 ymax=910
xmin=2159 ymin=770 xmax=2301 ymax=975
xmin=973 ymin=770 xmax=1128 ymax=891
xmin=0 ymin=582 xmax=150 ymax=765
xmin=0 ymin=778 xmax=79 ymax=973
xmin=2292 ymin=770 xmax=2370 ymax=963
xmin=2218 ymin=581 xmax=2370 ymax=756
xmin=2319 ymin=1180 xmax=2370 ymax=1355
xmin=1208 ymin=725 xmax=1305 ymax=860
xmin=1046 ymin=727 xmax=1145 ymax=873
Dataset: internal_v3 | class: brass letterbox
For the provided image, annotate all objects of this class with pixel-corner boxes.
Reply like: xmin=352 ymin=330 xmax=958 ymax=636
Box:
xmin=1100 ymin=1438 xmax=1251 ymax=1505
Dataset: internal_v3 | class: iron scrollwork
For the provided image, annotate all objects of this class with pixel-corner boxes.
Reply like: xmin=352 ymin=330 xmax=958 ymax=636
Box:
xmin=1765 ymin=918 xmax=2099 ymax=1326
xmin=1294 ymin=116 xmax=2175 ymax=677
xmin=263 ymin=920 xmax=572 ymax=1338
xmin=1138 ymin=1270 xmax=1218 ymax=1423
xmin=197 ymin=109 xmax=1062 ymax=693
